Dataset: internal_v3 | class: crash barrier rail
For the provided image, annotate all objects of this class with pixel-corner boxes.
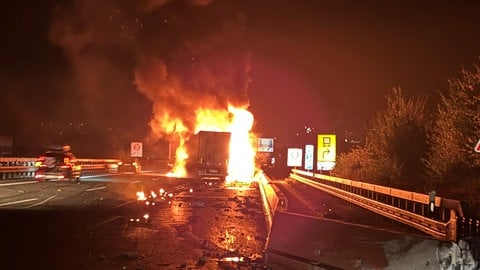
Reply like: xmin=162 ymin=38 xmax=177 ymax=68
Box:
xmin=0 ymin=157 xmax=121 ymax=180
xmin=291 ymin=169 xmax=464 ymax=241
xmin=78 ymin=159 xmax=121 ymax=175
xmin=0 ymin=158 xmax=36 ymax=179
xmin=257 ymin=171 xmax=288 ymax=229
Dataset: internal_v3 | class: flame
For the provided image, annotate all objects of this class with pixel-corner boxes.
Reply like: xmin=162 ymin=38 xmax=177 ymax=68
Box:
xmin=163 ymin=117 xmax=189 ymax=177
xmin=194 ymin=108 xmax=231 ymax=133
xmin=162 ymin=104 xmax=256 ymax=183
xmin=226 ymin=106 xmax=255 ymax=184
xmin=168 ymin=135 xmax=188 ymax=177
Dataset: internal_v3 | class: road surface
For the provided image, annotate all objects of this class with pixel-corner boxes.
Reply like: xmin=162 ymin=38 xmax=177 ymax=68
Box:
xmin=0 ymin=174 xmax=268 ymax=270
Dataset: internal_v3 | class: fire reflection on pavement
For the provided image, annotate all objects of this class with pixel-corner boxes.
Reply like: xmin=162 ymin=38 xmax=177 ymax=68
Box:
xmin=121 ymin=180 xmax=267 ymax=269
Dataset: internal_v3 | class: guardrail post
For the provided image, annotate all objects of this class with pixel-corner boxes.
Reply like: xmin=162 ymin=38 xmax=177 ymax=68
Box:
xmin=447 ymin=209 xmax=457 ymax=241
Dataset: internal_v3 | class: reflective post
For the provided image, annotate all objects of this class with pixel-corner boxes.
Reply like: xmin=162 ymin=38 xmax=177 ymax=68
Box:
xmin=429 ymin=190 xmax=436 ymax=213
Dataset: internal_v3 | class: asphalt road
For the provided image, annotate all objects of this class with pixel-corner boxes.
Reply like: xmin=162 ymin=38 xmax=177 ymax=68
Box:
xmin=0 ymin=174 xmax=268 ymax=270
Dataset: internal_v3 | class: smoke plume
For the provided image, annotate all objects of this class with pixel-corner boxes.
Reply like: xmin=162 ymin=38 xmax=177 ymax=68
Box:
xmin=48 ymin=0 xmax=252 ymax=151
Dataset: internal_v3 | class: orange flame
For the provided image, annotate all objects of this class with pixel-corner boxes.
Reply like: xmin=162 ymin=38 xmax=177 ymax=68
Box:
xmin=226 ymin=106 xmax=256 ymax=184
xmin=168 ymin=135 xmax=188 ymax=177
xmin=163 ymin=104 xmax=256 ymax=183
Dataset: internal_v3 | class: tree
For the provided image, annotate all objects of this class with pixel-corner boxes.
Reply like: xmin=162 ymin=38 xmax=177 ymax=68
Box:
xmin=334 ymin=88 xmax=429 ymax=190
xmin=425 ymin=65 xmax=480 ymax=184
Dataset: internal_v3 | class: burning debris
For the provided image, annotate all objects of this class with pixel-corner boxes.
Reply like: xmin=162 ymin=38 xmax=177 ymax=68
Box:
xmin=124 ymin=178 xmax=268 ymax=268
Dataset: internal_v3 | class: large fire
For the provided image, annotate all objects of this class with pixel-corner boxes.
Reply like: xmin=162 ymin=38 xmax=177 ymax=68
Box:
xmin=166 ymin=105 xmax=256 ymax=183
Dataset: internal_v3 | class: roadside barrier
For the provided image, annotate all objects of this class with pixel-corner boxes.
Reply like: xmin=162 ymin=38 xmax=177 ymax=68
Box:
xmin=291 ymin=169 xmax=463 ymax=241
xmin=0 ymin=157 xmax=121 ymax=180
xmin=0 ymin=158 xmax=36 ymax=180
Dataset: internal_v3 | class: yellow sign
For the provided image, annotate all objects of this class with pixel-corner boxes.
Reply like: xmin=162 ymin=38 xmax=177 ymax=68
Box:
xmin=317 ymin=134 xmax=336 ymax=170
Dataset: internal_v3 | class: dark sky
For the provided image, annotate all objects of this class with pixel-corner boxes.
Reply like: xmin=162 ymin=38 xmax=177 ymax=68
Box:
xmin=1 ymin=0 xmax=480 ymax=154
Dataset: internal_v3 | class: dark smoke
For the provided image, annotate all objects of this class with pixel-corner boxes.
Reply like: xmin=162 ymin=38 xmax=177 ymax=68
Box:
xmin=48 ymin=0 xmax=252 ymax=155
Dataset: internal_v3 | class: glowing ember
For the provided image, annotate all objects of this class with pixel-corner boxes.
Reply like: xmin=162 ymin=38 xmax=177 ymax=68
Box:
xmin=136 ymin=191 xmax=146 ymax=201
xmin=225 ymin=229 xmax=236 ymax=247
xmin=222 ymin=257 xmax=244 ymax=262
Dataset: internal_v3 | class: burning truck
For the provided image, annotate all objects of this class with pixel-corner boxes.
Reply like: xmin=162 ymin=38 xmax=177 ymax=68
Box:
xmin=164 ymin=107 xmax=257 ymax=186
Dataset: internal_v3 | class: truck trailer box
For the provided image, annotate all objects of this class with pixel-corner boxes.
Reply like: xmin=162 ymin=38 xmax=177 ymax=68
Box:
xmin=195 ymin=131 xmax=231 ymax=180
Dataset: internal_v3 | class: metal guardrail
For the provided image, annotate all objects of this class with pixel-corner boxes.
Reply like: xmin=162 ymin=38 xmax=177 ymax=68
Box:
xmin=0 ymin=157 xmax=121 ymax=180
xmin=77 ymin=158 xmax=121 ymax=175
xmin=0 ymin=157 xmax=37 ymax=179
xmin=291 ymin=169 xmax=463 ymax=241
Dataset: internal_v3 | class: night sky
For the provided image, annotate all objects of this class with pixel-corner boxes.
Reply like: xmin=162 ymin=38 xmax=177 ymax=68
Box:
xmin=1 ymin=0 xmax=480 ymax=156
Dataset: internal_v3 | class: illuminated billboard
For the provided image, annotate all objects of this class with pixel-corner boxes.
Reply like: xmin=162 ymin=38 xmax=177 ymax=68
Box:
xmin=317 ymin=134 xmax=336 ymax=170
xmin=257 ymin=138 xmax=274 ymax=153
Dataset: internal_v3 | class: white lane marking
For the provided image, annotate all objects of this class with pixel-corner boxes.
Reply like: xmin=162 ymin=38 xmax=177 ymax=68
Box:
xmin=0 ymin=198 xmax=38 ymax=207
xmin=95 ymin=215 xmax=123 ymax=227
xmin=85 ymin=186 xmax=107 ymax=192
xmin=80 ymin=174 xmax=111 ymax=179
xmin=22 ymin=194 xmax=57 ymax=209
xmin=103 ymin=201 xmax=136 ymax=212
xmin=0 ymin=181 xmax=38 ymax=187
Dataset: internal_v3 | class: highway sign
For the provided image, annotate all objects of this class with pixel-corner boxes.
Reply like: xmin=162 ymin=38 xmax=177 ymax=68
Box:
xmin=131 ymin=142 xmax=143 ymax=157
xmin=258 ymin=138 xmax=274 ymax=152
xmin=305 ymin=144 xmax=314 ymax=170
xmin=287 ymin=148 xmax=302 ymax=167
xmin=317 ymin=134 xmax=336 ymax=170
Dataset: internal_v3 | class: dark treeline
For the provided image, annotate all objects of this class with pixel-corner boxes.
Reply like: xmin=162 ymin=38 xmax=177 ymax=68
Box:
xmin=333 ymin=64 xmax=480 ymax=217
